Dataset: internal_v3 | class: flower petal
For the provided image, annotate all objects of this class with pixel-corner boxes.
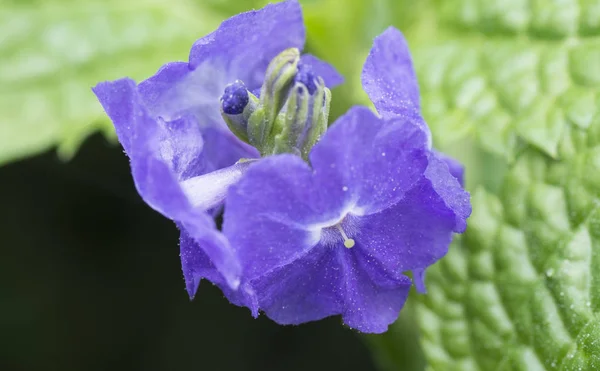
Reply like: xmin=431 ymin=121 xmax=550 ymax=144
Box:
xmin=356 ymin=153 xmax=471 ymax=275
xmin=309 ymin=106 xmax=429 ymax=215
xmin=93 ymin=79 xmax=240 ymax=290
xmin=300 ymin=54 xmax=344 ymax=89
xmin=362 ymin=26 xmax=420 ymax=117
xmin=362 ymin=27 xmax=432 ymax=148
xmin=340 ymin=248 xmax=412 ymax=333
xmin=200 ymin=127 xmax=259 ymax=173
xmin=412 ymin=268 xmax=427 ymax=294
xmin=135 ymin=62 xmax=259 ymax=171
xmin=250 ymin=246 xmax=344 ymax=325
xmin=189 ymin=0 xmax=305 ymax=86
xmin=179 ymin=227 xmax=224 ymax=298
xmin=433 ymin=150 xmax=466 ymax=186
xmin=223 ymin=154 xmax=336 ymax=280
xmin=180 ymin=228 xmax=252 ymax=306
xmin=425 ymin=153 xmax=472 ymax=233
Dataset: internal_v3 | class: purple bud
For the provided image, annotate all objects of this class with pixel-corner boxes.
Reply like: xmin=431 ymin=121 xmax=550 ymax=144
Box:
xmin=221 ymin=81 xmax=249 ymax=115
xmin=295 ymin=63 xmax=317 ymax=94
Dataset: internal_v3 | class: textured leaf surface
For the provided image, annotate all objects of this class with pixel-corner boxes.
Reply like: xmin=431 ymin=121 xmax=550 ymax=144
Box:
xmin=0 ymin=0 xmax=222 ymax=165
xmin=375 ymin=0 xmax=600 ymax=370
xmin=416 ymin=0 xmax=600 ymax=160
xmin=415 ymin=119 xmax=600 ymax=370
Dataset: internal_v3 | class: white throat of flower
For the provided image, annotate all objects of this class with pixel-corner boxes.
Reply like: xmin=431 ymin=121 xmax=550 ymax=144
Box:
xmin=309 ymin=204 xmax=363 ymax=249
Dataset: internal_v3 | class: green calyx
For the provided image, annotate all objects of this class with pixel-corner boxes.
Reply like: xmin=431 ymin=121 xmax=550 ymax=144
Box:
xmin=221 ymin=48 xmax=332 ymax=160
xmin=273 ymin=77 xmax=331 ymax=160
xmin=247 ymin=48 xmax=301 ymax=153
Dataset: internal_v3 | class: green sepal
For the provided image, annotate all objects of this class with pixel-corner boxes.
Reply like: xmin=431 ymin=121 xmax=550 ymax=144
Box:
xmin=271 ymin=77 xmax=331 ymax=159
xmin=247 ymin=48 xmax=300 ymax=152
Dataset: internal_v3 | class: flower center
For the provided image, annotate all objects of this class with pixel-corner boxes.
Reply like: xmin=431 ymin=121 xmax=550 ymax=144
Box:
xmin=318 ymin=213 xmax=360 ymax=248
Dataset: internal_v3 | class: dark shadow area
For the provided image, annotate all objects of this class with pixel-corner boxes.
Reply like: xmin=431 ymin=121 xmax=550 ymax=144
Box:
xmin=0 ymin=134 xmax=377 ymax=371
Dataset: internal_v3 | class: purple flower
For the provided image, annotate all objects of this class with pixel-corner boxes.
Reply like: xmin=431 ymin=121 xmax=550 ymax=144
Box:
xmin=93 ymin=0 xmax=471 ymax=334
xmin=362 ymin=26 xmax=468 ymax=288
xmin=215 ymin=28 xmax=471 ymax=333
xmin=92 ymin=1 xmax=342 ymax=295
xmin=223 ymin=107 xmax=470 ymax=333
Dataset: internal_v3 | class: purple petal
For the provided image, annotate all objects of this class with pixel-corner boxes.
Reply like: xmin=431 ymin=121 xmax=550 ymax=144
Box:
xmin=355 ymin=153 xmax=471 ymax=275
xmin=412 ymin=268 xmax=427 ymax=294
xmin=362 ymin=27 xmax=420 ymax=117
xmin=135 ymin=62 xmax=259 ymax=172
xmin=300 ymin=54 xmax=344 ymax=89
xmin=179 ymin=227 xmax=224 ymax=298
xmin=93 ymin=79 xmax=240 ymax=290
xmin=340 ymin=249 xmax=412 ymax=333
xmin=180 ymin=228 xmax=253 ymax=309
xmin=200 ymin=127 xmax=259 ymax=172
xmin=357 ymin=176 xmax=456 ymax=274
xmin=309 ymin=106 xmax=429 ymax=215
xmin=189 ymin=0 xmax=305 ymax=88
xmin=92 ymin=78 xmax=147 ymax=154
xmin=224 ymin=155 xmax=337 ymax=280
xmin=362 ymin=27 xmax=432 ymax=148
xmin=250 ymin=247 xmax=344 ymax=325
xmin=248 ymin=242 xmax=411 ymax=333
xmin=425 ymin=153 xmax=471 ymax=233
xmin=434 ymin=150 xmax=465 ymax=186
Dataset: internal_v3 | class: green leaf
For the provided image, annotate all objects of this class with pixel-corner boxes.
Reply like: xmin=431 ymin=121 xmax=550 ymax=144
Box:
xmin=373 ymin=0 xmax=600 ymax=369
xmin=417 ymin=123 xmax=600 ymax=369
xmin=414 ymin=0 xmax=600 ymax=160
xmin=0 ymin=0 xmax=225 ymax=165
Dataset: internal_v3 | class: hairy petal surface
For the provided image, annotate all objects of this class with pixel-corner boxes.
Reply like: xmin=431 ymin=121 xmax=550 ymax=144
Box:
xmin=357 ymin=166 xmax=468 ymax=276
xmin=362 ymin=27 xmax=432 ymax=147
xmin=310 ymin=106 xmax=429 ymax=215
xmin=250 ymin=246 xmax=344 ymax=325
xmin=434 ymin=150 xmax=465 ymax=186
xmin=339 ymin=248 xmax=412 ymax=333
xmin=224 ymin=155 xmax=327 ymax=280
xmin=362 ymin=27 xmax=420 ymax=117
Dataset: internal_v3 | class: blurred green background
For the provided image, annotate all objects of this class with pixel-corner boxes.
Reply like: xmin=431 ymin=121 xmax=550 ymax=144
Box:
xmin=1 ymin=0 xmax=426 ymax=370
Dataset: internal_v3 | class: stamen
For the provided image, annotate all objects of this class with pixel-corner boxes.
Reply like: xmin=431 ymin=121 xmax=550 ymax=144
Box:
xmin=336 ymin=224 xmax=355 ymax=248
